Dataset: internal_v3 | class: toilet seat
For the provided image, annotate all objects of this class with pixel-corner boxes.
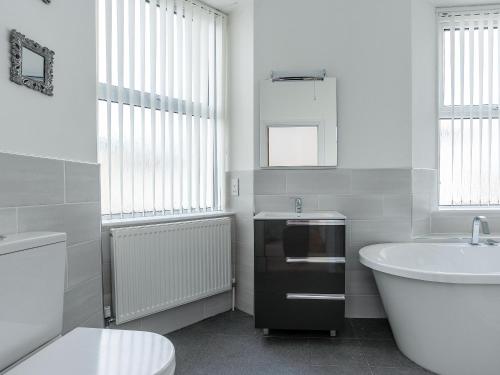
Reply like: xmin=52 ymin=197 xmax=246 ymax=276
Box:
xmin=6 ymin=328 xmax=175 ymax=375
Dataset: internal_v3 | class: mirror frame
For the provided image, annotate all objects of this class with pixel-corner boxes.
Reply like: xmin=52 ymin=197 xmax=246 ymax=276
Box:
xmin=10 ymin=30 xmax=55 ymax=96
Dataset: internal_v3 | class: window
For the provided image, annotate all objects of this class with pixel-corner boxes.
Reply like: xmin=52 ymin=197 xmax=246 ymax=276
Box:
xmin=438 ymin=8 xmax=500 ymax=206
xmin=97 ymin=0 xmax=226 ymax=219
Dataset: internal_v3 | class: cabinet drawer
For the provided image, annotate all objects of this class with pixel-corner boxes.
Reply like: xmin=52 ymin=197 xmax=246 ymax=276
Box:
xmin=255 ymin=291 xmax=345 ymax=331
xmin=255 ymin=256 xmax=345 ymax=293
xmin=254 ymin=220 xmax=345 ymax=258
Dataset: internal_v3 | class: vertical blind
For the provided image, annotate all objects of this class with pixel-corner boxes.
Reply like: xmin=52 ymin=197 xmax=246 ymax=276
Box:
xmin=439 ymin=8 xmax=500 ymax=206
xmin=97 ymin=0 xmax=227 ymax=219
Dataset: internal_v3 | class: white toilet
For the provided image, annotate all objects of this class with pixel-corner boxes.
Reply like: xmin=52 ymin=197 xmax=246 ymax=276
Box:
xmin=0 ymin=232 xmax=175 ymax=375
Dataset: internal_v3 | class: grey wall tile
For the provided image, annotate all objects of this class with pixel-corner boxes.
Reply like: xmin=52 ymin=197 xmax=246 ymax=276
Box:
xmin=412 ymin=168 xmax=437 ymax=195
xmin=255 ymin=194 xmax=318 ymax=213
xmin=63 ymin=276 xmax=103 ymax=333
xmin=236 ymin=262 xmax=254 ymax=291
xmin=227 ymin=170 xmax=254 ymax=196
xmin=227 ymin=194 xmax=254 ymax=214
xmin=65 ymin=162 xmax=100 ymax=203
xmin=102 ymin=262 xmax=112 ymax=295
xmin=412 ymin=193 xmax=432 ymax=221
xmin=236 ymin=285 xmax=254 ymax=315
xmin=431 ymin=212 xmax=500 ymax=234
xmin=203 ymin=291 xmax=232 ymax=319
xmin=346 ymin=270 xmax=379 ymax=295
xmin=383 ymin=195 xmax=412 ymax=218
xmin=111 ymin=319 xmax=142 ymax=331
xmin=18 ymin=204 xmax=66 ymax=234
xmin=18 ymin=203 xmax=101 ymax=246
xmin=345 ymin=295 xmax=386 ymax=318
xmin=254 ymin=170 xmax=286 ymax=194
xmin=0 ymin=153 xmax=64 ymax=207
xmin=285 ymin=169 xmax=351 ymax=194
xmin=67 ymin=240 xmax=102 ymax=289
xmin=0 ymin=208 xmax=17 ymax=235
xmin=141 ymin=297 xmax=205 ymax=334
xmin=350 ymin=219 xmax=412 ymax=251
xmin=81 ymin=310 xmax=105 ymax=329
xmin=235 ymin=217 xmax=254 ymax=245
xmin=351 ymin=169 xmax=411 ymax=194
xmin=236 ymin=241 xmax=254 ymax=268
xmin=413 ymin=218 xmax=431 ymax=237
xmin=318 ymin=195 xmax=383 ymax=219
xmin=101 ymin=230 xmax=111 ymax=264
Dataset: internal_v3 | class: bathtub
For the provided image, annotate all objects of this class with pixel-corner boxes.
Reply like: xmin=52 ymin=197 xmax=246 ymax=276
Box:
xmin=359 ymin=242 xmax=500 ymax=375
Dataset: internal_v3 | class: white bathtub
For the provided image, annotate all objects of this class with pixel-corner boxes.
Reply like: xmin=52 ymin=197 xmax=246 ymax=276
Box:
xmin=359 ymin=242 xmax=500 ymax=375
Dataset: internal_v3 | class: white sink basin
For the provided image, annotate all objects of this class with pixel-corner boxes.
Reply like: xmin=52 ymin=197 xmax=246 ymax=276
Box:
xmin=253 ymin=211 xmax=346 ymax=220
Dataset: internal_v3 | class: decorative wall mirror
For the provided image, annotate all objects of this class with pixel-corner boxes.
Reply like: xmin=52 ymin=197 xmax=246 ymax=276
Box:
xmin=10 ymin=30 xmax=54 ymax=96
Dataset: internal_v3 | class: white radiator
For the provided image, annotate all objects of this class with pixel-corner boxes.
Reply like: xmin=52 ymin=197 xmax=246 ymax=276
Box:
xmin=110 ymin=217 xmax=232 ymax=324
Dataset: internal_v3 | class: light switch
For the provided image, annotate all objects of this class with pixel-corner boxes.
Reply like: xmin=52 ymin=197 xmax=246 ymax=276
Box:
xmin=231 ymin=177 xmax=240 ymax=196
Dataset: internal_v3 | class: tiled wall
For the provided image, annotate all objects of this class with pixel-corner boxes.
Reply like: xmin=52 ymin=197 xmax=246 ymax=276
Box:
xmin=0 ymin=152 xmax=103 ymax=332
xmin=101 ymin=219 xmax=233 ymax=335
xmin=228 ymin=167 xmax=438 ymax=318
xmin=227 ymin=170 xmax=255 ymax=315
xmin=412 ymin=169 xmax=438 ymax=237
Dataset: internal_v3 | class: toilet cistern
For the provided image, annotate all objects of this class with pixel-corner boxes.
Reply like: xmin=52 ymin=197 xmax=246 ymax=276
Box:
xmin=471 ymin=216 xmax=490 ymax=245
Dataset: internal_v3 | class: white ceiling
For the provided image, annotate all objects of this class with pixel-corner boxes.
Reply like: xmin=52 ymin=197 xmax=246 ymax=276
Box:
xmin=427 ymin=0 xmax=500 ymax=6
xmin=203 ymin=0 xmax=241 ymax=13
xmin=205 ymin=0 xmax=500 ymax=14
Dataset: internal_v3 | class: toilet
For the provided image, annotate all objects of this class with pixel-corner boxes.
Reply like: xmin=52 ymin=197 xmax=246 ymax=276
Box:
xmin=0 ymin=232 xmax=175 ymax=375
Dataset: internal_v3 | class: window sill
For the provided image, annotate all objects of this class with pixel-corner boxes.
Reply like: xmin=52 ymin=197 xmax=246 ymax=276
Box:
xmin=436 ymin=207 xmax=500 ymax=216
xmin=102 ymin=211 xmax=235 ymax=230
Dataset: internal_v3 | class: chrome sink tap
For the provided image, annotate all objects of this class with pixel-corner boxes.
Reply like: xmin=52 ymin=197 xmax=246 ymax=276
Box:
xmin=471 ymin=216 xmax=490 ymax=245
xmin=294 ymin=198 xmax=303 ymax=214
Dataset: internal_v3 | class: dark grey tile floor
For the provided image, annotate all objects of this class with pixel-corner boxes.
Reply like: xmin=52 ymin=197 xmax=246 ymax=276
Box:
xmin=165 ymin=310 xmax=435 ymax=375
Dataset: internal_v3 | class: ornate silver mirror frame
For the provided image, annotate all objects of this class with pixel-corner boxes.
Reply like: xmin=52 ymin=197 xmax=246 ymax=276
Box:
xmin=9 ymin=30 xmax=55 ymax=96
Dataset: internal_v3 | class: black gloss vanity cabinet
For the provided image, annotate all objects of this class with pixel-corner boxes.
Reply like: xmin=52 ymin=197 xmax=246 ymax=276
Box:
xmin=254 ymin=216 xmax=346 ymax=336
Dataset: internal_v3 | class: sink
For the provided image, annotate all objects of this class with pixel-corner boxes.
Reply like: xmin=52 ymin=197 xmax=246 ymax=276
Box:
xmin=253 ymin=211 xmax=346 ymax=220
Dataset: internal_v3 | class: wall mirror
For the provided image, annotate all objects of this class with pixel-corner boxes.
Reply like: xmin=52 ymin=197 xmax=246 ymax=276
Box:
xmin=259 ymin=75 xmax=337 ymax=168
xmin=10 ymin=30 xmax=54 ymax=96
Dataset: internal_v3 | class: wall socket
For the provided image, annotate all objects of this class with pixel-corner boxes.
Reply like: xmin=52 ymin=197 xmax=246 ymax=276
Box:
xmin=231 ymin=177 xmax=240 ymax=196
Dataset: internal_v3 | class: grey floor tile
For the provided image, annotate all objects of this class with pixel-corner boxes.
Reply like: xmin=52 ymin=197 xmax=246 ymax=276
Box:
xmin=351 ymin=318 xmax=394 ymax=339
xmin=371 ymin=366 xmax=436 ymax=374
xmin=309 ymin=338 xmax=366 ymax=367
xmin=166 ymin=312 xmax=434 ymax=375
xmin=309 ymin=365 xmax=372 ymax=374
xmin=360 ymin=340 xmax=417 ymax=369
xmin=195 ymin=309 xmax=257 ymax=336
xmin=188 ymin=361 xmax=310 ymax=375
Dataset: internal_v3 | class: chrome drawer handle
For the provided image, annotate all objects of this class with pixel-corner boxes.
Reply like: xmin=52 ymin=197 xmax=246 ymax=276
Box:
xmin=286 ymin=219 xmax=345 ymax=226
xmin=286 ymin=257 xmax=345 ymax=264
xmin=286 ymin=293 xmax=345 ymax=301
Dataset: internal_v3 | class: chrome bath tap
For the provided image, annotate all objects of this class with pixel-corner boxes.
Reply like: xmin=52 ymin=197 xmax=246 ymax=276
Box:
xmin=471 ymin=216 xmax=490 ymax=245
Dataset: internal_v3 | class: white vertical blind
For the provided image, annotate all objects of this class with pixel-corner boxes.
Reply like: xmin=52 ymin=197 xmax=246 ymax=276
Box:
xmin=98 ymin=0 xmax=227 ymax=219
xmin=439 ymin=8 xmax=500 ymax=206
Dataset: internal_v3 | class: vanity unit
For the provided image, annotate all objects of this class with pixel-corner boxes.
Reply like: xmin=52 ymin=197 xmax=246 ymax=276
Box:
xmin=254 ymin=212 xmax=346 ymax=336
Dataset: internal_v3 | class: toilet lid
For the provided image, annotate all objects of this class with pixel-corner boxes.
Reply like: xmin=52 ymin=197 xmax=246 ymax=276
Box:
xmin=6 ymin=328 xmax=175 ymax=375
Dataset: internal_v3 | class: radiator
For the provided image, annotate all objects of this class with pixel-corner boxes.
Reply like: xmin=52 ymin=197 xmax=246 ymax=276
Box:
xmin=110 ymin=217 xmax=232 ymax=324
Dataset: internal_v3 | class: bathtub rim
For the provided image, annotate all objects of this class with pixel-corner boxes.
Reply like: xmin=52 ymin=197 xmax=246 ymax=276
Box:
xmin=359 ymin=242 xmax=500 ymax=284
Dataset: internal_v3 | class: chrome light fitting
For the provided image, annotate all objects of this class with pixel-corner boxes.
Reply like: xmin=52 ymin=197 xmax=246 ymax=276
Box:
xmin=271 ymin=69 xmax=326 ymax=82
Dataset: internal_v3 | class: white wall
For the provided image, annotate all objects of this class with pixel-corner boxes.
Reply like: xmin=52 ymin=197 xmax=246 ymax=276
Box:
xmin=254 ymin=0 xmax=413 ymax=169
xmin=411 ymin=0 xmax=438 ymax=169
xmin=0 ymin=0 xmax=97 ymax=163
xmin=228 ymin=0 xmax=254 ymax=171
